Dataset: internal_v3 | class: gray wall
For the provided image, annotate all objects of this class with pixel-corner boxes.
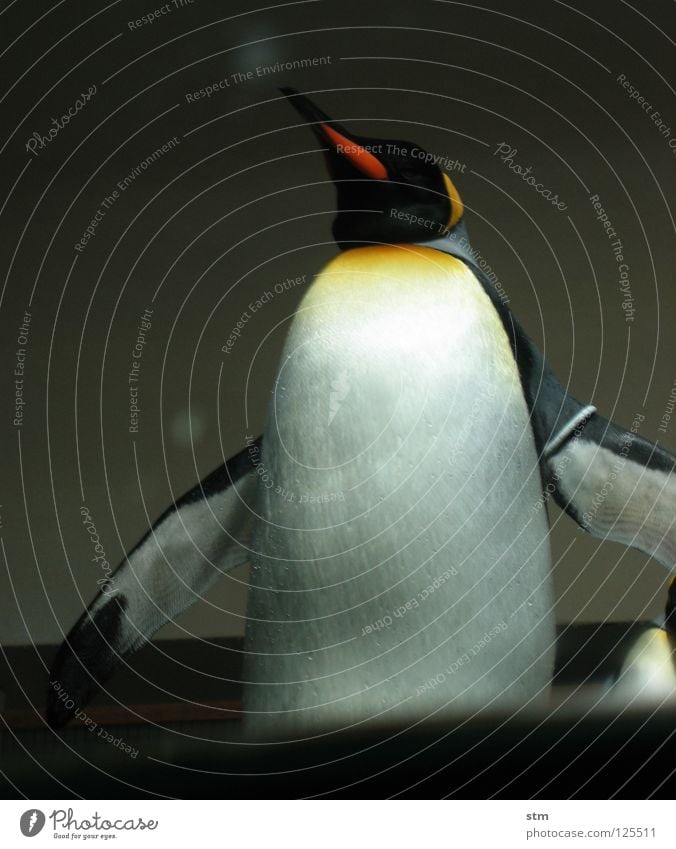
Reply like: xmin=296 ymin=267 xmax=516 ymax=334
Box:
xmin=1 ymin=0 xmax=673 ymax=646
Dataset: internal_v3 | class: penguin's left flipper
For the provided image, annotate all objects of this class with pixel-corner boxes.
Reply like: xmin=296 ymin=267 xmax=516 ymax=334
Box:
xmin=542 ymin=412 xmax=676 ymax=571
xmin=472 ymin=270 xmax=674 ymax=570
xmin=46 ymin=439 xmax=260 ymax=728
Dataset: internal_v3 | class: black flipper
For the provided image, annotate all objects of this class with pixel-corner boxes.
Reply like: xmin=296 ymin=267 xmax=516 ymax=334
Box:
xmin=543 ymin=412 xmax=675 ymax=570
xmin=460 ymin=251 xmax=675 ymax=571
xmin=46 ymin=439 xmax=261 ymax=728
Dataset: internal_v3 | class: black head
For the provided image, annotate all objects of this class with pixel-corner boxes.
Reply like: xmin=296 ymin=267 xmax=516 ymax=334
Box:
xmin=281 ymin=87 xmax=464 ymax=250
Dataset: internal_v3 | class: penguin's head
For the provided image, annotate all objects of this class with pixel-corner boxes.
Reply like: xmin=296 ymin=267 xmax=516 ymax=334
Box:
xmin=281 ymin=87 xmax=464 ymax=250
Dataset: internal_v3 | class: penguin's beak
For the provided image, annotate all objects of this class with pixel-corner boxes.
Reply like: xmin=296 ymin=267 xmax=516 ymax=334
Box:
xmin=280 ymin=87 xmax=388 ymax=180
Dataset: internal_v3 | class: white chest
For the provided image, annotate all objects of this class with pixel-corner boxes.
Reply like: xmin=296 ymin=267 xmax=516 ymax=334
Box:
xmin=244 ymin=246 xmax=554 ymax=733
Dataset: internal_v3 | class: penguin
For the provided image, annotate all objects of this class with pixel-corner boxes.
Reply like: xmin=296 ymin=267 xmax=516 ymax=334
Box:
xmin=46 ymin=89 xmax=676 ymax=734
xmin=605 ymin=579 xmax=676 ymax=705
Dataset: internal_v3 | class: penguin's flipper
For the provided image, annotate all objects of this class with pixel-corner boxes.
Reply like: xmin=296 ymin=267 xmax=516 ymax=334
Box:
xmin=478 ymin=300 xmax=676 ymax=573
xmin=46 ymin=438 xmax=261 ymax=728
xmin=542 ymin=412 xmax=676 ymax=571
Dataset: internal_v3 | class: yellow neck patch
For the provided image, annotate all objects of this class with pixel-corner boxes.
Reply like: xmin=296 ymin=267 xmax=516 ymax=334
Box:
xmin=443 ymin=173 xmax=464 ymax=230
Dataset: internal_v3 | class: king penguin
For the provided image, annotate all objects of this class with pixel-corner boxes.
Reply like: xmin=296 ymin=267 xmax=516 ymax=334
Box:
xmin=46 ymin=89 xmax=676 ymax=735
xmin=605 ymin=579 xmax=676 ymax=705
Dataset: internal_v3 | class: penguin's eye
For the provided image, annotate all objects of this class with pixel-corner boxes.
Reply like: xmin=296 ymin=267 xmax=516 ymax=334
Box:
xmin=398 ymin=167 xmax=419 ymax=182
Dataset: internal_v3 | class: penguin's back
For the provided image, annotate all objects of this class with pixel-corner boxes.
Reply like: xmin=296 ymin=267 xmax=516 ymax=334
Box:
xmin=245 ymin=244 xmax=554 ymax=733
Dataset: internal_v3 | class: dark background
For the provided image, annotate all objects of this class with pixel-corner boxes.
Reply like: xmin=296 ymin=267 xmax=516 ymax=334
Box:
xmin=0 ymin=0 xmax=673 ymax=661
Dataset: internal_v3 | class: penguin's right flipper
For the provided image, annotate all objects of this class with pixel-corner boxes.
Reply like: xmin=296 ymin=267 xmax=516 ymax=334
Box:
xmin=543 ymin=413 xmax=676 ymax=571
xmin=46 ymin=438 xmax=261 ymax=728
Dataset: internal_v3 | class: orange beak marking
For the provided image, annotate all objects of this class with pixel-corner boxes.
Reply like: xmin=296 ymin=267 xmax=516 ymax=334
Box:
xmin=319 ymin=123 xmax=388 ymax=180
